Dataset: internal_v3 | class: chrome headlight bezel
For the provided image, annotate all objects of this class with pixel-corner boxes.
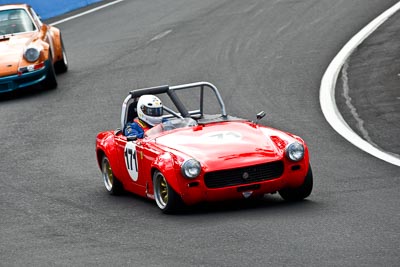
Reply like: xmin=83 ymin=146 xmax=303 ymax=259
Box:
xmin=181 ymin=159 xmax=201 ymax=179
xmin=285 ymin=142 xmax=304 ymax=162
xmin=24 ymin=47 xmax=41 ymax=62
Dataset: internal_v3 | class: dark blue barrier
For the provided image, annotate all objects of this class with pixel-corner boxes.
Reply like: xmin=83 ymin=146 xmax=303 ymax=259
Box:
xmin=0 ymin=0 xmax=102 ymax=19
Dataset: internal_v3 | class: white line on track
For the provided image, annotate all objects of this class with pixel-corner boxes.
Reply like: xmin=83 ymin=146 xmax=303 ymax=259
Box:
xmin=50 ymin=0 xmax=125 ymax=26
xmin=149 ymin=29 xmax=173 ymax=42
xmin=320 ymin=1 xmax=400 ymax=167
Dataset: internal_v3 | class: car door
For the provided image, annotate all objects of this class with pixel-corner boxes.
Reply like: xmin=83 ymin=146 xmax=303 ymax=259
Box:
xmin=114 ymin=132 xmax=146 ymax=195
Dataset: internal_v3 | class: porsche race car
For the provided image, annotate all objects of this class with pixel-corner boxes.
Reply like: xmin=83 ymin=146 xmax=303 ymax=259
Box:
xmin=0 ymin=4 xmax=68 ymax=93
xmin=96 ymin=82 xmax=313 ymax=213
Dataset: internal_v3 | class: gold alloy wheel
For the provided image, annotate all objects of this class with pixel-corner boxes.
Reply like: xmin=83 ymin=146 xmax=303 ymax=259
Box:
xmin=154 ymin=171 xmax=169 ymax=209
xmin=160 ymin=177 xmax=168 ymax=204
xmin=102 ymin=157 xmax=113 ymax=192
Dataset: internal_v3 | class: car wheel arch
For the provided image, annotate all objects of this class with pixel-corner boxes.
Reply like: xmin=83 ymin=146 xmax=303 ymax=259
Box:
xmin=38 ymin=40 xmax=50 ymax=57
xmin=96 ymin=149 xmax=106 ymax=169
xmin=97 ymin=146 xmax=121 ymax=179
xmin=101 ymin=153 xmax=124 ymax=195
xmin=150 ymin=158 xmax=181 ymax=197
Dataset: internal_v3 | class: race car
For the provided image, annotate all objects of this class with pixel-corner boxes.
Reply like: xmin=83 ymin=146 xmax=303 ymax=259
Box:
xmin=96 ymin=82 xmax=313 ymax=213
xmin=0 ymin=4 xmax=68 ymax=93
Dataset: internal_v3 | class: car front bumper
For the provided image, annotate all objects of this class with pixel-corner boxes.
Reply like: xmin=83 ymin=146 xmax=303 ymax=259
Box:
xmin=178 ymin=159 xmax=310 ymax=206
xmin=0 ymin=60 xmax=51 ymax=93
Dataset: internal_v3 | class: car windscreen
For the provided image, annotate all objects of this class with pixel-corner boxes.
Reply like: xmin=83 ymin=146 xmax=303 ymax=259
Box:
xmin=145 ymin=118 xmax=198 ymax=137
xmin=0 ymin=9 xmax=36 ymax=35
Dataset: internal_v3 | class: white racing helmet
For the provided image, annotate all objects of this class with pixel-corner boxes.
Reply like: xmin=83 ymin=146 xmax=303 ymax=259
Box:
xmin=137 ymin=95 xmax=163 ymax=126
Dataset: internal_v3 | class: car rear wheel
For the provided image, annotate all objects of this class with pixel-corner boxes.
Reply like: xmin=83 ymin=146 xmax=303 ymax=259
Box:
xmin=102 ymin=155 xmax=124 ymax=195
xmin=153 ymin=170 xmax=183 ymax=213
xmin=279 ymin=164 xmax=313 ymax=201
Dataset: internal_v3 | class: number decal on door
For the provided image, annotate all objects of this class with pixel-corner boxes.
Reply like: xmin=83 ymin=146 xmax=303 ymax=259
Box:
xmin=124 ymin=142 xmax=139 ymax=182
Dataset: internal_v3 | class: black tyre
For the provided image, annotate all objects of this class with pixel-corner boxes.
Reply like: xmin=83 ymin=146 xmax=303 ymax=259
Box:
xmin=101 ymin=155 xmax=124 ymax=195
xmin=279 ymin=164 xmax=313 ymax=201
xmin=153 ymin=170 xmax=183 ymax=213
xmin=54 ymin=35 xmax=68 ymax=73
xmin=41 ymin=54 xmax=57 ymax=90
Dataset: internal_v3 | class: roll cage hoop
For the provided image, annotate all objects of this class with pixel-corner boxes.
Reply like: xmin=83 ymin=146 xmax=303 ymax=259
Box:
xmin=121 ymin=81 xmax=228 ymax=129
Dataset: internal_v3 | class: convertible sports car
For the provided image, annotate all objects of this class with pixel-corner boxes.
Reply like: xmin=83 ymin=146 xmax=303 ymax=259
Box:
xmin=96 ymin=82 xmax=313 ymax=213
xmin=0 ymin=4 xmax=68 ymax=93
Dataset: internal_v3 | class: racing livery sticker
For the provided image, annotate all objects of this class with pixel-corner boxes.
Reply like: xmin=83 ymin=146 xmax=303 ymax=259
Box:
xmin=124 ymin=142 xmax=139 ymax=182
xmin=201 ymin=131 xmax=242 ymax=143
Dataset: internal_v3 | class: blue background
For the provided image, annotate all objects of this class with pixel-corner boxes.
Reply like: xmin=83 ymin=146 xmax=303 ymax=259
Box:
xmin=0 ymin=0 xmax=102 ymax=19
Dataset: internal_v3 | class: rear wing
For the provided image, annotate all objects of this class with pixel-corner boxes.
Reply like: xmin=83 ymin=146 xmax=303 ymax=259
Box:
xmin=121 ymin=81 xmax=227 ymax=129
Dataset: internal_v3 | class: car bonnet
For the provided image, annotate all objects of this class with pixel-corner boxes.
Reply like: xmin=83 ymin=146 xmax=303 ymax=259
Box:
xmin=153 ymin=121 xmax=285 ymax=169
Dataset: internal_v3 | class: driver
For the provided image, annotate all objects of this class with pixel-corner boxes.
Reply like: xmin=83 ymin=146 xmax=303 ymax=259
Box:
xmin=124 ymin=95 xmax=163 ymax=138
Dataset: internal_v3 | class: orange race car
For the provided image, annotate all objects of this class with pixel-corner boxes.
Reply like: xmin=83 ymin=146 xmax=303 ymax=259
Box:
xmin=0 ymin=4 xmax=68 ymax=93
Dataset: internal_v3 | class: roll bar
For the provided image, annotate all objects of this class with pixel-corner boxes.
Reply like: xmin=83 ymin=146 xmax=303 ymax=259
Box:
xmin=121 ymin=81 xmax=227 ymax=129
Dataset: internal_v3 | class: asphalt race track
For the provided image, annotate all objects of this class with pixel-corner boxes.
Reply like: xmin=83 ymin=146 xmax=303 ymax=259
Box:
xmin=335 ymin=10 xmax=400 ymax=158
xmin=1 ymin=0 xmax=399 ymax=266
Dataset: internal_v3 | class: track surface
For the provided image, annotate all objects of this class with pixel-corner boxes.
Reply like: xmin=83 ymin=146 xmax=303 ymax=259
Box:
xmin=335 ymin=10 xmax=400 ymax=156
xmin=1 ymin=0 xmax=399 ymax=266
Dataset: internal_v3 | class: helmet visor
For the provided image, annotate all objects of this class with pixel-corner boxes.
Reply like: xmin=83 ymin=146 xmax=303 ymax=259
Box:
xmin=142 ymin=106 xmax=163 ymax=117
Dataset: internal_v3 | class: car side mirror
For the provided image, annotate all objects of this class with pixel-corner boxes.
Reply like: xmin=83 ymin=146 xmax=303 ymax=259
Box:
xmin=256 ymin=111 xmax=266 ymax=124
xmin=257 ymin=111 xmax=266 ymax=120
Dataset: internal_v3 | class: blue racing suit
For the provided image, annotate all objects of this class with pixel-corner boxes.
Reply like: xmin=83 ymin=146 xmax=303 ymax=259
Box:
xmin=124 ymin=121 xmax=145 ymax=138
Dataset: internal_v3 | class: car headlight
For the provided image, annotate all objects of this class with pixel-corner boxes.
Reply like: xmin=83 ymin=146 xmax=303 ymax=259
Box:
xmin=24 ymin=47 xmax=41 ymax=62
xmin=285 ymin=142 xmax=304 ymax=161
xmin=181 ymin=159 xmax=201 ymax=179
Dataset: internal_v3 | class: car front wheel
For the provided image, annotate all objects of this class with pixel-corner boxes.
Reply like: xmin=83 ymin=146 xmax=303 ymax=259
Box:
xmin=279 ymin=164 xmax=313 ymax=201
xmin=54 ymin=34 xmax=68 ymax=73
xmin=153 ymin=170 xmax=183 ymax=213
xmin=41 ymin=54 xmax=57 ymax=90
xmin=101 ymin=155 xmax=123 ymax=195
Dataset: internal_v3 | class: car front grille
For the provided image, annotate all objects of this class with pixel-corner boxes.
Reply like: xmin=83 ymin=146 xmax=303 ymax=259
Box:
xmin=204 ymin=161 xmax=284 ymax=189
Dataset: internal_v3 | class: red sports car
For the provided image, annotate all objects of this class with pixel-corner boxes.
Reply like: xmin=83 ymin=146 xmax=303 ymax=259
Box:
xmin=96 ymin=82 xmax=313 ymax=213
